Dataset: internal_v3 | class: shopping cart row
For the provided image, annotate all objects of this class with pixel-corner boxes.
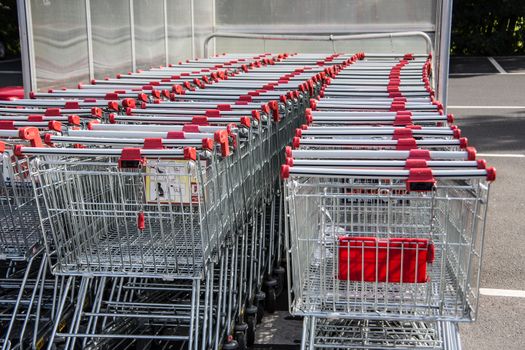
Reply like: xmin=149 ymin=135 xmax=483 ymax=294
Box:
xmin=281 ymin=54 xmax=495 ymax=349
xmin=0 ymin=53 xmax=360 ymax=350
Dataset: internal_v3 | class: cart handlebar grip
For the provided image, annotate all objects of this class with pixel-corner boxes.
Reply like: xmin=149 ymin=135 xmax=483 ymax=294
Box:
xmin=282 ymin=165 xmax=497 ymax=183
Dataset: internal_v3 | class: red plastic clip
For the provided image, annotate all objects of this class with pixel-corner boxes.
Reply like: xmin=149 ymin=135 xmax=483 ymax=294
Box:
xmin=191 ymin=116 xmax=208 ymax=125
xmin=269 ymin=101 xmax=280 ymax=122
xmin=64 ymin=101 xmax=80 ymax=109
xmin=392 ymin=128 xmax=413 ymax=140
xmin=205 ymin=110 xmax=221 ymax=118
xmin=214 ymin=130 xmax=230 ymax=157
xmin=44 ymin=108 xmax=61 ymax=117
xmin=396 ymin=138 xmax=418 ymax=150
xmin=143 ymin=138 xmax=164 ymax=149
xmin=167 ymin=131 xmax=185 ymax=139
xmin=118 ymin=148 xmax=143 ymax=168
xmin=137 ymin=212 xmax=145 ymax=230
xmin=406 ymin=168 xmax=435 ymax=192
xmin=19 ymin=127 xmax=42 ymax=147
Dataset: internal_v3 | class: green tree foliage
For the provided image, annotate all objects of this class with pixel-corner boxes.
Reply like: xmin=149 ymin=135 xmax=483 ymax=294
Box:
xmin=0 ymin=0 xmax=19 ymax=57
xmin=451 ymin=0 xmax=525 ymax=55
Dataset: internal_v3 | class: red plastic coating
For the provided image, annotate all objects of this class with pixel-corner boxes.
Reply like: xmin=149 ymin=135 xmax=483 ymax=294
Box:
xmin=192 ymin=116 xmax=208 ymax=125
xmin=406 ymin=168 xmax=435 ymax=192
xmin=44 ymin=108 xmax=61 ymax=117
xmin=214 ymin=130 xmax=230 ymax=157
xmin=408 ymin=149 xmax=431 ymax=160
xmin=396 ymin=138 xmax=417 ymax=150
xmin=167 ymin=131 xmax=185 ymax=139
xmin=280 ymin=164 xmax=290 ymax=179
xmin=205 ymin=110 xmax=221 ymax=118
xmin=292 ymin=137 xmax=301 ymax=149
xmin=183 ymin=125 xmax=200 ymax=133
xmin=338 ymin=236 xmax=434 ymax=283
xmin=404 ymin=159 xmax=428 ymax=169
xmin=64 ymin=101 xmax=80 ymax=109
xmin=486 ymin=167 xmax=496 ymax=181
xmin=477 ymin=159 xmax=487 ymax=169
xmin=118 ymin=148 xmax=143 ymax=168
xmin=48 ymin=121 xmax=62 ymax=132
xmin=143 ymin=138 xmax=164 ymax=149
xmin=137 ymin=212 xmax=145 ymax=230
xmin=466 ymin=147 xmax=477 ymax=160
xmin=107 ymin=101 xmax=119 ymax=111
xmin=392 ymin=128 xmax=413 ymax=140
xmin=0 ymin=121 xmax=15 ymax=130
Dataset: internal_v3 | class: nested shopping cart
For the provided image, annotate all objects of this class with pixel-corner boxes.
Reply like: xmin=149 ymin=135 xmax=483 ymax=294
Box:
xmin=301 ymin=317 xmax=461 ymax=350
xmin=0 ymin=127 xmax=62 ymax=350
xmin=17 ymin=141 xmax=236 ymax=350
xmin=282 ymin=154 xmax=495 ymax=322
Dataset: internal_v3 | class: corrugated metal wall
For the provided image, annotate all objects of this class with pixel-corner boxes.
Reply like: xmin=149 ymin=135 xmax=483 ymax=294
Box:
xmin=25 ymin=0 xmax=443 ymax=91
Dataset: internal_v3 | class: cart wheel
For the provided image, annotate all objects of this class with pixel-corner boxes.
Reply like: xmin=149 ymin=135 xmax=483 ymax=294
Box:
xmin=255 ymin=291 xmax=265 ymax=323
xmin=265 ymin=287 xmax=277 ymax=313
xmin=274 ymin=266 xmax=285 ymax=296
xmin=235 ymin=332 xmax=247 ymax=350
xmin=246 ymin=314 xmax=256 ymax=346
xmin=223 ymin=339 xmax=239 ymax=350
xmin=257 ymin=300 xmax=265 ymax=323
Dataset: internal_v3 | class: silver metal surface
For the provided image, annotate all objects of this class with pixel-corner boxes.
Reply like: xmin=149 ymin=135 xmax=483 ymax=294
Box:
xmin=17 ymin=0 xmax=36 ymax=96
xmin=85 ymin=0 xmax=94 ymax=81
xmin=133 ymin=0 xmax=166 ymax=70
xmin=193 ymin=0 xmax=214 ymax=58
xmin=204 ymin=32 xmax=433 ymax=58
xmin=215 ymin=0 xmax=436 ymax=34
xmin=29 ymin=0 xmax=90 ymax=89
xmin=90 ymin=0 xmax=133 ymax=79
xmin=437 ymin=0 xmax=453 ymax=110
xmin=166 ymin=0 xmax=192 ymax=63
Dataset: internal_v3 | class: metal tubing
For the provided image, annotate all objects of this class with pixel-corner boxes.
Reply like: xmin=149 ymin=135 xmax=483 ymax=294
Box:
xmin=204 ymin=32 xmax=433 ymax=58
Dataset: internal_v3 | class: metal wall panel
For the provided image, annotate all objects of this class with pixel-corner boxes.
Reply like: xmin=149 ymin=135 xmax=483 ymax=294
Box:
xmin=194 ymin=0 xmax=214 ymax=58
xmin=134 ymin=0 xmax=166 ymax=70
xmin=25 ymin=0 xmax=446 ymax=93
xmin=90 ymin=0 xmax=132 ymax=79
xmin=216 ymin=0 xmax=436 ymax=34
xmin=166 ymin=0 xmax=193 ymax=63
xmin=30 ymin=0 xmax=89 ymax=89
xmin=215 ymin=37 xmax=429 ymax=56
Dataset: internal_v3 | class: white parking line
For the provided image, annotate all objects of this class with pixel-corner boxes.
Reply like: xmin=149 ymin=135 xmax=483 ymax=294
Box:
xmin=448 ymin=105 xmax=525 ymax=109
xmin=480 ymin=288 xmax=525 ymax=298
xmin=477 ymin=153 xmax=525 ymax=158
xmin=487 ymin=57 xmax=507 ymax=74
xmin=0 ymin=70 xmax=22 ymax=74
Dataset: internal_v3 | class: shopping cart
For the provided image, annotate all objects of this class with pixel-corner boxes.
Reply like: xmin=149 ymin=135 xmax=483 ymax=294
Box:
xmin=0 ymin=127 xmax=61 ymax=350
xmin=301 ymin=317 xmax=461 ymax=350
xmin=282 ymin=54 xmax=495 ymax=327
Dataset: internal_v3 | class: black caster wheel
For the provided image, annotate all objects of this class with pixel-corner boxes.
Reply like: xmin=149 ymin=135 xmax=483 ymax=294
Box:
xmin=235 ymin=323 xmax=248 ymax=350
xmin=273 ymin=266 xmax=285 ymax=296
xmin=257 ymin=300 xmax=265 ymax=323
xmin=246 ymin=314 xmax=256 ymax=346
xmin=265 ymin=287 xmax=277 ymax=313
xmin=223 ymin=339 xmax=239 ymax=349
xmin=255 ymin=291 xmax=266 ymax=323
xmin=236 ymin=333 xmax=247 ymax=350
